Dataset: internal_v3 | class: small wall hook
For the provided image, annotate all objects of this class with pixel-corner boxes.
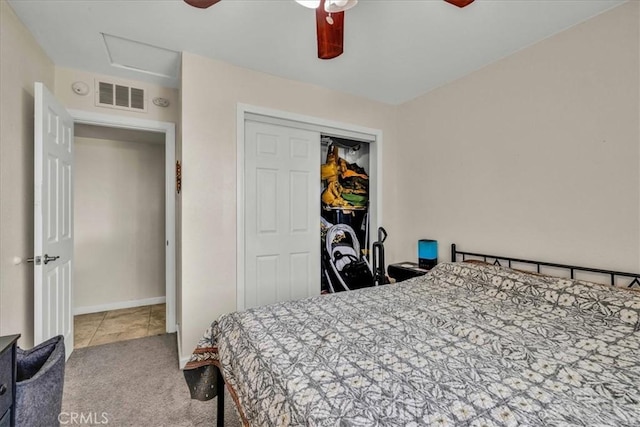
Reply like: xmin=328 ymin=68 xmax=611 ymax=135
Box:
xmin=176 ymin=161 xmax=182 ymax=194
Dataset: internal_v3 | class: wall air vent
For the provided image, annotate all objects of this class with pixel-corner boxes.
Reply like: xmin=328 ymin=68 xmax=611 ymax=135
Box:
xmin=95 ymin=80 xmax=147 ymax=112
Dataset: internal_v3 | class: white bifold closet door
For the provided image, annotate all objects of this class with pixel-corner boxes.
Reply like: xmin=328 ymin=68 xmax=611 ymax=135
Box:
xmin=244 ymin=121 xmax=321 ymax=309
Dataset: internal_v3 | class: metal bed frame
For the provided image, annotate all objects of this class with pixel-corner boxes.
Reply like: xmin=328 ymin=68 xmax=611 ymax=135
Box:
xmin=216 ymin=366 xmax=224 ymax=427
xmin=451 ymin=243 xmax=640 ymax=289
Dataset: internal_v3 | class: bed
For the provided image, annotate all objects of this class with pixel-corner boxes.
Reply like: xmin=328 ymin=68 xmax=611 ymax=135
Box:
xmin=184 ymin=245 xmax=640 ymax=426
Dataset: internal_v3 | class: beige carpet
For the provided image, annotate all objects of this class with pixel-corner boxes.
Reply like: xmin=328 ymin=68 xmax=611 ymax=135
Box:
xmin=63 ymin=333 xmax=242 ymax=426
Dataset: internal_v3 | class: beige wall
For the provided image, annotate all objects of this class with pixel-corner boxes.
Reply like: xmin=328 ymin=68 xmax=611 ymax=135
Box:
xmin=55 ymin=67 xmax=180 ymax=124
xmin=0 ymin=0 xmax=55 ymax=347
xmin=74 ymin=135 xmax=165 ymax=311
xmin=395 ymin=2 xmax=640 ymax=273
xmin=180 ymin=53 xmax=398 ymax=360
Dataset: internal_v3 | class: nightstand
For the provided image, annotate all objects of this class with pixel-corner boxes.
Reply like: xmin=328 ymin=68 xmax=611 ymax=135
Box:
xmin=0 ymin=335 xmax=20 ymax=427
xmin=388 ymin=262 xmax=430 ymax=283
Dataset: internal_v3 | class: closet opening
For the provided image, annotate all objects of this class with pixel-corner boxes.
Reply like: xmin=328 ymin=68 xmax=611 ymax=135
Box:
xmin=320 ymin=135 xmax=371 ymax=294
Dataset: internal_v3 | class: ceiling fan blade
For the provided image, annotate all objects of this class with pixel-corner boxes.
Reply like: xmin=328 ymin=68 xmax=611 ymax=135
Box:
xmin=444 ymin=0 xmax=475 ymax=7
xmin=184 ymin=0 xmax=221 ymax=9
xmin=316 ymin=0 xmax=344 ymax=60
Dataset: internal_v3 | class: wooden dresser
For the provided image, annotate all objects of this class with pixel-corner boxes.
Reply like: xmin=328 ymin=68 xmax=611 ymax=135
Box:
xmin=0 ymin=335 xmax=20 ymax=427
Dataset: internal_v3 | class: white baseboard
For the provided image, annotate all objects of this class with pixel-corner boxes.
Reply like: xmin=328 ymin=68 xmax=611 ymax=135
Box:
xmin=179 ymin=356 xmax=190 ymax=370
xmin=74 ymin=296 xmax=166 ymax=315
xmin=176 ymin=323 xmax=190 ymax=369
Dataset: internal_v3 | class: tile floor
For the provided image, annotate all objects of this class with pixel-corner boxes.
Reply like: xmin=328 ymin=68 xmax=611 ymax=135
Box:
xmin=74 ymin=304 xmax=166 ymax=349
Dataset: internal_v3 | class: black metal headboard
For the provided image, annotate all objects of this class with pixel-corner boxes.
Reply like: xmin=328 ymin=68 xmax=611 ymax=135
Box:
xmin=451 ymin=243 xmax=640 ymax=289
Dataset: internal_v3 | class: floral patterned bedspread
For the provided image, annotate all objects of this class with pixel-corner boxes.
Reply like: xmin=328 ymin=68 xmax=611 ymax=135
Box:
xmin=184 ymin=262 xmax=640 ymax=426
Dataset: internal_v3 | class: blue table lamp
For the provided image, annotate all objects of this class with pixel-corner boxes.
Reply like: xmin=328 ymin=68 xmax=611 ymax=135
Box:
xmin=418 ymin=239 xmax=438 ymax=270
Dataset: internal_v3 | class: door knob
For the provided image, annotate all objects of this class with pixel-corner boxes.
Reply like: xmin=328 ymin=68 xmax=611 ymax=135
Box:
xmin=43 ymin=254 xmax=60 ymax=265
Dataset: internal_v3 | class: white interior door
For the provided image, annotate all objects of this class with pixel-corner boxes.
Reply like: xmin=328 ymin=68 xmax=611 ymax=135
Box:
xmin=34 ymin=82 xmax=74 ymax=359
xmin=244 ymin=121 xmax=320 ymax=309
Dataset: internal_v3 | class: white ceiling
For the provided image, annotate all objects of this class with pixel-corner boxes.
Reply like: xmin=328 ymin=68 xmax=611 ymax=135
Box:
xmin=8 ymin=0 xmax=625 ymax=105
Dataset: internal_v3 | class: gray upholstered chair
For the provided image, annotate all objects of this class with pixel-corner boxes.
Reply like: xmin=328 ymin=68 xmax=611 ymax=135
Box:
xmin=15 ymin=335 xmax=65 ymax=427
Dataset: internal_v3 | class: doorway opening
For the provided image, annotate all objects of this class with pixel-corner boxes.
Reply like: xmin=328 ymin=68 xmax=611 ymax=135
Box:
xmin=69 ymin=109 xmax=176 ymax=346
xmin=73 ymin=124 xmax=167 ymax=348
